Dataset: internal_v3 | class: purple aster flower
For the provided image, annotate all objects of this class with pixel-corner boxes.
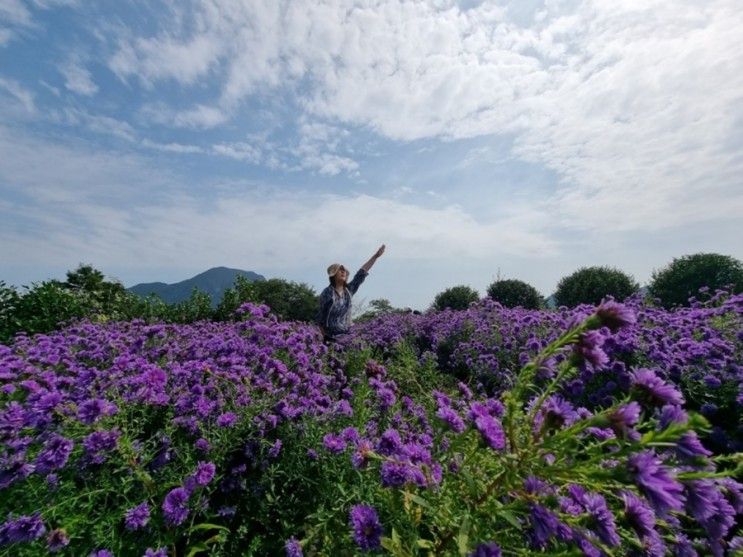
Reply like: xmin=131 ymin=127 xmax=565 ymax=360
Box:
xmin=376 ymin=387 xmax=396 ymax=410
xmin=216 ymin=412 xmax=237 ymax=428
xmin=34 ymin=434 xmax=74 ymax=474
xmin=89 ymin=551 xmax=114 ymax=557
xmin=341 ymin=427 xmax=361 ymax=445
xmin=285 ymin=537 xmax=303 ymax=557
xmin=702 ymin=375 xmax=721 ymax=388
xmin=622 ymin=492 xmax=656 ymax=538
xmin=380 ymin=461 xmax=410 ymax=488
xmin=593 ymin=301 xmax=636 ymax=331
xmin=194 ymin=438 xmax=210 ymax=452
xmin=573 ymin=330 xmax=608 ymax=368
xmin=349 ymin=504 xmax=382 ymax=551
xmin=528 ymin=504 xmax=569 ymax=549
xmin=630 ymin=369 xmax=684 ymax=407
xmin=533 ymin=395 xmax=578 ymax=434
xmin=607 ymin=402 xmax=641 ymax=437
xmin=82 ymin=429 xmax=120 ymax=464
xmin=351 ymin=440 xmax=373 ymax=469
xmin=46 ymin=528 xmax=69 ymax=552
xmin=377 ymin=429 xmax=402 ymax=456
xmin=124 ymin=502 xmax=150 ymax=531
xmin=306 ymin=448 xmax=318 ymax=460
xmin=78 ymin=398 xmax=115 ymax=424
xmin=268 ymin=439 xmax=282 ymax=458
xmin=436 ymin=406 xmax=465 ymax=433
xmin=144 ymin=549 xmax=168 ymax=557
xmin=323 ymin=433 xmax=347 ymax=454
xmin=658 ymin=404 xmax=688 ymax=429
xmin=719 ymin=478 xmax=743 ymax=513
xmin=193 ymin=461 xmax=216 ymax=487
xmin=474 ymin=415 xmax=505 ymax=450
xmin=684 ymin=480 xmax=718 ymax=522
xmin=162 ymin=487 xmax=190 ymax=526
xmin=627 ymin=451 xmax=685 ymax=515
xmin=0 ymin=513 xmax=46 ymax=544
xmin=676 ymin=432 xmax=712 ymax=460
xmin=469 ymin=542 xmax=501 ymax=557
xmin=582 ymin=492 xmax=620 ymax=546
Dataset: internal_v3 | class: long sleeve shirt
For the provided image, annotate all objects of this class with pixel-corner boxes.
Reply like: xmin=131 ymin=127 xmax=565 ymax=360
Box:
xmin=316 ymin=269 xmax=368 ymax=335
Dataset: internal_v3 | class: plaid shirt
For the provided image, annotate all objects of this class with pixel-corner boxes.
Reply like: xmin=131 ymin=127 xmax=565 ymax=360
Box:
xmin=316 ymin=269 xmax=368 ymax=335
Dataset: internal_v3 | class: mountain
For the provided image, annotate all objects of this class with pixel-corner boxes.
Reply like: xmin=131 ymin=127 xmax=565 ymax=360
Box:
xmin=128 ymin=267 xmax=265 ymax=306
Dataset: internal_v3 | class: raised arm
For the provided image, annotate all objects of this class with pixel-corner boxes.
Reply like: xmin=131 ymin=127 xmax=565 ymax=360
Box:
xmin=360 ymin=244 xmax=385 ymax=273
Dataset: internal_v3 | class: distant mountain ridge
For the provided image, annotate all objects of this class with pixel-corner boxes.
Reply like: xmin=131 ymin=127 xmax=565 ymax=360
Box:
xmin=128 ymin=267 xmax=264 ymax=306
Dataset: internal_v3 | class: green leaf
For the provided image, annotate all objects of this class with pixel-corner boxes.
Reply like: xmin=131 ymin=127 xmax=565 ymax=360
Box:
xmin=409 ymin=493 xmax=430 ymax=509
xmin=416 ymin=539 xmax=435 ymax=549
xmin=456 ymin=516 xmax=470 ymax=556
xmin=498 ymin=510 xmax=522 ymax=531
xmin=185 ymin=543 xmax=209 ymax=557
xmin=187 ymin=522 xmax=230 ymax=534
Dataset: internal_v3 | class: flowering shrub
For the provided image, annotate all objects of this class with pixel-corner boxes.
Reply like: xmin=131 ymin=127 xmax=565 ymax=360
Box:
xmin=0 ymin=299 xmax=741 ymax=555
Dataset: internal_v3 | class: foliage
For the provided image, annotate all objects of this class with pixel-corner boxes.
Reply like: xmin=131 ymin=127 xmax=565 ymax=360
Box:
xmin=555 ymin=266 xmax=639 ymax=307
xmin=649 ymin=252 xmax=743 ymax=308
xmin=486 ymin=279 xmax=543 ymax=309
xmin=357 ymin=299 xmax=400 ymax=322
xmin=432 ymin=285 xmax=479 ymax=311
xmin=215 ymin=276 xmax=318 ymax=323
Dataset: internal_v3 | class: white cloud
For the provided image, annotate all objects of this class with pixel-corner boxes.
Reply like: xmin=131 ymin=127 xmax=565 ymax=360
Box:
xmin=212 ymin=142 xmax=261 ymax=163
xmin=103 ymin=0 xmax=743 ymax=232
xmin=141 ymin=139 xmax=205 ymax=154
xmin=0 ymin=0 xmax=32 ymax=26
xmin=139 ymin=102 xmax=228 ymax=129
xmin=0 ymin=77 xmax=35 ymax=112
xmin=0 ymin=125 xmax=555 ymax=274
xmin=61 ymin=58 xmax=98 ymax=96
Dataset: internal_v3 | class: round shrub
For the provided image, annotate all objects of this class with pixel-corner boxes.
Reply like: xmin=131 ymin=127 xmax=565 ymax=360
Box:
xmin=649 ymin=252 xmax=743 ymax=308
xmin=486 ymin=279 xmax=543 ymax=309
xmin=432 ymin=285 xmax=479 ymax=311
xmin=555 ymin=266 xmax=639 ymax=307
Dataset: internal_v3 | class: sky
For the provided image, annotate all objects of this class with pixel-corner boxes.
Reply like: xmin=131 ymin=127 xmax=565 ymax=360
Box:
xmin=1 ymin=0 xmax=742 ymax=311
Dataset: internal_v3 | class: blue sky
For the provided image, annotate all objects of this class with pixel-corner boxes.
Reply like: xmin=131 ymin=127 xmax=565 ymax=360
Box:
xmin=1 ymin=0 xmax=742 ymax=310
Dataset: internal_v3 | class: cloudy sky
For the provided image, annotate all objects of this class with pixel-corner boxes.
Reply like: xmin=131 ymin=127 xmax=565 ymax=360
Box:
xmin=1 ymin=0 xmax=742 ymax=310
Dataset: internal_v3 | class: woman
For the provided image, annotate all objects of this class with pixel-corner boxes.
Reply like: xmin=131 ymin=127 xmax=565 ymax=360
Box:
xmin=317 ymin=244 xmax=385 ymax=343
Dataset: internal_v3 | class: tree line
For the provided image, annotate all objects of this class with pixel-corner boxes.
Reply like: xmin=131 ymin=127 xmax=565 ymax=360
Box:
xmin=1 ymin=253 xmax=741 ymax=343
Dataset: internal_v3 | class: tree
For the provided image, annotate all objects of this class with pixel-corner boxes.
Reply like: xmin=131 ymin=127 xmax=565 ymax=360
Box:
xmin=216 ymin=276 xmax=318 ymax=323
xmin=486 ymin=279 xmax=543 ymax=309
xmin=356 ymin=298 xmax=397 ymax=322
xmin=649 ymin=253 xmax=743 ymax=308
xmin=432 ymin=286 xmax=479 ymax=311
xmin=555 ymin=266 xmax=639 ymax=307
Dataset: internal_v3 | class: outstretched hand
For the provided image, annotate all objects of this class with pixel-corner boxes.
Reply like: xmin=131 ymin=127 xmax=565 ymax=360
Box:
xmin=375 ymin=244 xmax=386 ymax=258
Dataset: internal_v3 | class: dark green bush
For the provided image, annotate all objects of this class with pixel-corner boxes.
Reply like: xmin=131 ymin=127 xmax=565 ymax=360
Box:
xmin=649 ymin=253 xmax=743 ymax=308
xmin=554 ymin=266 xmax=639 ymax=307
xmin=216 ymin=276 xmax=318 ymax=322
xmin=432 ymin=285 xmax=479 ymax=311
xmin=486 ymin=279 xmax=543 ymax=309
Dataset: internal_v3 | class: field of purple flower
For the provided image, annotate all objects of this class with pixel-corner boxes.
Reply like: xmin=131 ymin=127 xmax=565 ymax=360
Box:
xmin=1 ymin=295 xmax=741 ymax=556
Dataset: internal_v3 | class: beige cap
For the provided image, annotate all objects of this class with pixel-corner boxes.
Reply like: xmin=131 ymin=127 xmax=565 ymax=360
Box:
xmin=327 ymin=263 xmax=345 ymax=277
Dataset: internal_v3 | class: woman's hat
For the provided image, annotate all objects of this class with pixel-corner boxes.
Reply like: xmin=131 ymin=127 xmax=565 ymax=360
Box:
xmin=327 ymin=263 xmax=345 ymax=277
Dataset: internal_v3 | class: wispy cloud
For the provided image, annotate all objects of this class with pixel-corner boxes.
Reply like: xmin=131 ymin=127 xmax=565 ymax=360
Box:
xmin=60 ymin=57 xmax=98 ymax=96
xmin=0 ymin=77 xmax=35 ymax=112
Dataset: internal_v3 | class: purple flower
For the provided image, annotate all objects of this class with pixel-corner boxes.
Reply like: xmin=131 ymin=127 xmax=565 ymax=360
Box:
xmin=622 ymin=492 xmax=656 ymax=538
xmin=469 ymin=542 xmax=501 ymax=557
xmin=193 ymin=461 xmax=216 ymax=487
xmin=594 ymin=301 xmax=636 ymax=331
xmin=35 ymin=434 xmax=74 ymax=474
xmin=144 ymin=549 xmax=168 ymax=557
xmin=268 ymin=439 xmax=282 ymax=458
xmin=676 ymin=432 xmax=711 ymax=460
xmin=216 ymin=412 xmax=237 ymax=428
xmin=630 ymin=369 xmax=684 ymax=407
xmin=436 ymin=406 xmax=465 ymax=433
xmin=627 ymin=451 xmax=685 ymax=515
xmin=377 ymin=429 xmax=402 ymax=456
xmin=47 ymin=528 xmax=70 ymax=552
xmin=657 ymin=404 xmax=687 ymax=429
xmin=474 ymin=415 xmax=505 ymax=450
xmin=0 ymin=513 xmax=46 ymax=545
xmin=351 ymin=440 xmax=373 ymax=469
xmin=194 ymin=438 xmax=210 ymax=452
xmin=349 ymin=504 xmax=382 ymax=551
xmin=124 ymin=502 xmax=150 ymax=531
xmin=582 ymin=493 xmax=620 ymax=546
xmin=82 ymin=429 xmax=120 ymax=464
xmin=285 ymin=537 xmax=303 ymax=557
xmin=533 ymin=395 xmax=578 ymax=434
xmin=89 ymin=551 xmax=114 ymax=557
xmin=78 ymin=398 xmax=115 ymax=424
xmin=322 ymin=433 xmax=347 ymax=454
xmin=607 ymin=402 xmax=641 ymax=437
xmin=573 ymin=330 xmax=608 ymax=368
xmin=528 ymin=504 xmax=570 ymax=549
xmin=162 ymin=487 xmax=190 ymax=526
